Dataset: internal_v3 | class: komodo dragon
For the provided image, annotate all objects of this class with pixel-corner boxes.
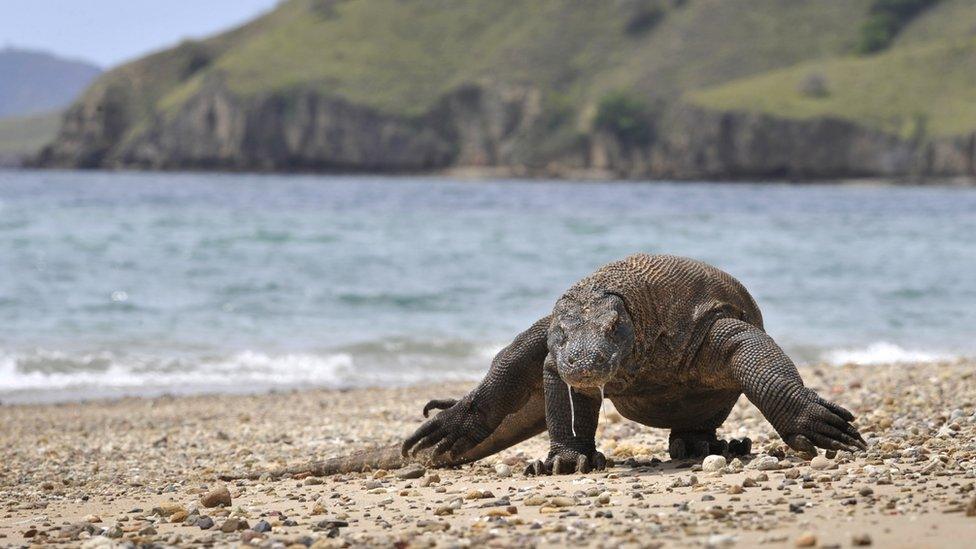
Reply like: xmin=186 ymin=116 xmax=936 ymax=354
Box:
xmin=220 ymin=254 xmax=865 ymax=480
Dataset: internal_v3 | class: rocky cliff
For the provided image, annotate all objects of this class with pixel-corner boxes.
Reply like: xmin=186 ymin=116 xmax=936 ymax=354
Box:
xmin=33 ymin=0 xmax=976 ymax=181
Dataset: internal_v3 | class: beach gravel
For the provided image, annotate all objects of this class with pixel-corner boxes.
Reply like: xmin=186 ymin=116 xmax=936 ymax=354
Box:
xmin=1 ymin=360 xmax=975 ymax=547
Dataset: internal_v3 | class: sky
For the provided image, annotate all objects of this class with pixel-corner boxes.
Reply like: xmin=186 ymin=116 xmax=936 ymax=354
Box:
xmin=0 ymin=0 xmax=280 ymax=68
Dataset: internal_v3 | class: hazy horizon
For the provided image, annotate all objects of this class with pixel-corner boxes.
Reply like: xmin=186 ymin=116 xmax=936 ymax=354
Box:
xmin=0 ymin=0 xmax=278 ymax=68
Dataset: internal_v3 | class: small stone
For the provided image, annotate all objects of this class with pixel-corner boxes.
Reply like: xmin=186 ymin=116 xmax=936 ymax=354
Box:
xmin=707 ymin=533 xmax=737 ymax=547
xmin=742 ymin=477 xmax=758 ymax=488
xmin=253 ymin=519 xmax=273 ymax=533
xmin=197 ymin=516 xmax=215 ymax=530
xmin=485 ymin=508 xmax=511 ymax=517
xmin=241 ymin=530 xmax=264 ymax=544
xmin=597 ymin=492 xmax=611 ymax=505
xmin=154 ymin=502 xmax=184 ymax=516
xmin=105 ymin=526 xmax=123 ymax=539
xmin=727 ymin=484 xmax=744 ymax=494
xmin=201 ymin=485 xmax=232 ymax=508
xmin=810 ymin=456 xmax=831 ymax=470
xmin=82 ymin=514 xmax=101 ymax=523
xmin=220 ymin=518 xmax=242 ymax=533
xmin=727 ymin=458 xmax=744 ymax=472
xmin=169 ymin=511 xmax=188 ymax=523
xmin=138 ymin=526 xmax=157 ymax=536
xmin=549 ymin=496 xmax=576 ymax=507
xmin=523 ymin=494 xmax=546 ymax=506
xmin=858 ymin=486 xmax=874 ymax=497
xmin=795 ymin=531 xmax=817 ymax=547
xmin=395 ymin=464 xmax=426 ymax=480
xmin=852 ymin=533 xmax=873 ymax=546
xmin=495 ymin=463 xmax=512 ymax=477
xmin=702 ymin=455 xmax=727 ymax=473
xmin=419 ymin=474 xmax=440 ymax=487
xmin=434 ymin=505 xmax=453 ymax=516
xmin=752 ymin=455 xmax=781 ymax=471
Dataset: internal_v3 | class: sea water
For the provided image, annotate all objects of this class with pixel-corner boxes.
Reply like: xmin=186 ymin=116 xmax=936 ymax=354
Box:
xmin=1 ymin=170 xmax=974 ymax=402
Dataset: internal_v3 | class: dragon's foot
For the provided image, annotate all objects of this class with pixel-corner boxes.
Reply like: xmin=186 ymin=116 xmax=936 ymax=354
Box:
xmin=524 ymin=448 xmax=609 ymax=476
xmin=668 ymin=431 xmax=752 ymax=460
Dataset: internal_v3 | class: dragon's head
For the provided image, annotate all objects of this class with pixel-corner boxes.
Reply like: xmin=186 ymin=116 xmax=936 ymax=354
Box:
xmin=548 ymin=288 xmax=635 ymax=389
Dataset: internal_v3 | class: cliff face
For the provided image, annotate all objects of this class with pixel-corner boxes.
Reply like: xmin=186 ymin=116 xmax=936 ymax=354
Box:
xmin=37 ymin=78 xmax=975 ymax=180
xmin=38 ymin=80 xmax=552 ymax=173
xmin=594 ymin=107 xmax=976 ymax=180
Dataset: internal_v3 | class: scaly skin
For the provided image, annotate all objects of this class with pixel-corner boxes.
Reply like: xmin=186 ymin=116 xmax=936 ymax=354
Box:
xmin=219 ymin=254 xmax=865 ymax=480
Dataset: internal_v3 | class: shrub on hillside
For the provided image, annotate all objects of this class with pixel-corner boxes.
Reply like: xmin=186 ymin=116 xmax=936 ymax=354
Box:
xmin=856 ymin=0 xmax=941 ymax=54
xmin=594 ymin=91 xmax=653 ymax=147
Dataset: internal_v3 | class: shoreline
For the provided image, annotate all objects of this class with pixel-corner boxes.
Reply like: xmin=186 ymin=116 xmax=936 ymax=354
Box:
xmin=2 ymin=360 xmax=976 ymax=547
xmin=4 ymin=165 xmax=976 ymax=187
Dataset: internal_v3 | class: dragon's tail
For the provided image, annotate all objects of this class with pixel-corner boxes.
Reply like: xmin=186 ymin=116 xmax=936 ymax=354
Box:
xmin=218 ymin=445 xmax=408 ymax=481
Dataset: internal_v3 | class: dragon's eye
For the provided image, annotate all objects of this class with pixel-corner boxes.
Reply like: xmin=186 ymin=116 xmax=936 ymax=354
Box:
xmin=560 ymin=316 xmax=583 ymax=330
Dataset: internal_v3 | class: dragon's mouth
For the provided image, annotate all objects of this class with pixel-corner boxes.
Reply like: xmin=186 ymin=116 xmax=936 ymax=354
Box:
xmin=557 ymin=352 xmax=618 ymax=389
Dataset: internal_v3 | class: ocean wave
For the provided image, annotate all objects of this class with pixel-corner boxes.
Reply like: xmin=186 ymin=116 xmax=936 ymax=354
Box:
xmin=1 ymin=339 xmax=964 ymax=404
xmin=0 ymin=349 xmax=353 ymax=392
xmin=823 ymin=342 xmax=956 ymax=366
xmin=0 ymin=344 xmax=491 ymax=403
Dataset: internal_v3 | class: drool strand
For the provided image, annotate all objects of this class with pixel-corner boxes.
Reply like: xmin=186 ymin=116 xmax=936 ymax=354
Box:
xmin=567 ymin=381 xmax=577 ymax=437
xmin=599 ymin=384 xmax=606 ymax=423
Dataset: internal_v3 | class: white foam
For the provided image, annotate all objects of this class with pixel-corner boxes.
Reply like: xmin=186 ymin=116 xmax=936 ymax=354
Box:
xmin=824 ymin=341 xmax=954 ymax=366
xmin=0 ymin=346 xmax=486 ymax=403
xmin=0 ymin=349 xmax=353 ymax=393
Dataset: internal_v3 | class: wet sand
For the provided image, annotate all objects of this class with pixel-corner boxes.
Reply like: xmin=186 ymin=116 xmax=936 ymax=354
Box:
xmin=2 ymin=360 xmax=975 ymax=548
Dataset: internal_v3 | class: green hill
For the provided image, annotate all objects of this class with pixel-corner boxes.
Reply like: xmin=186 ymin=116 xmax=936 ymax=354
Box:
xmin=37 ymin=0 xmax=976 ymax=180
xmin=690 ymin=37 xmax=976 ymax=139
xmin=0 ymin=111 xmax=62 ymax=165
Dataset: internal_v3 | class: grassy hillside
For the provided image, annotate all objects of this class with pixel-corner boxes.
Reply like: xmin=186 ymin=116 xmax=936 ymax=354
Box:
xmin=690 ymin=37 xmax=976 ymax=138
xmin=40 ymin=0 xmax=976 ymax=178
xmin=0 ymin=111 xmax=61 ymax=158
xmin=689 ymin=0 xmax=976 ymax=138
xmin=88 ymin=0 xmax=875 ymax=122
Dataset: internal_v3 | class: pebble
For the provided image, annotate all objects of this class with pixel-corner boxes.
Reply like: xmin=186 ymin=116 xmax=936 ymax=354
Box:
xmin=707 ymin=533 xmax=737 ymax=547
xmin=253 ymin=519 xmax=273 ymax=533
xmin=810 ymin=455 xmax=831 ymax=470
xmin=220 ymin=518 xmax=244 ymax=533
xmin=702 ymin=455 xmax=727 ymax=473
xmin=241 ymin=530 xmax=264 ymax=544
xmin=752 ymin=455 xmax=781 ymax=471
xmin=795 ymin=531 xmax=817 ymax=547
xmin=852 ymin=533 xmax=873 ymax=546
xmin=549 ymin=496 xmax=576 ymax=507
xmin=395 ymin=464 xmax=426 ymax=479
xmin=196 ymin=516 xmax=215 ymax=530
xmin=201 ymin=485 xmax=232 ymax=508
xmin=494 ymin=463 xmax=512 ymax=477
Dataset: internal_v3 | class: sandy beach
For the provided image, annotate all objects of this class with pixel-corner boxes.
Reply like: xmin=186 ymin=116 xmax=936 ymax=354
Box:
xmin=2 ymin=360 xmax=975 ymax=548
